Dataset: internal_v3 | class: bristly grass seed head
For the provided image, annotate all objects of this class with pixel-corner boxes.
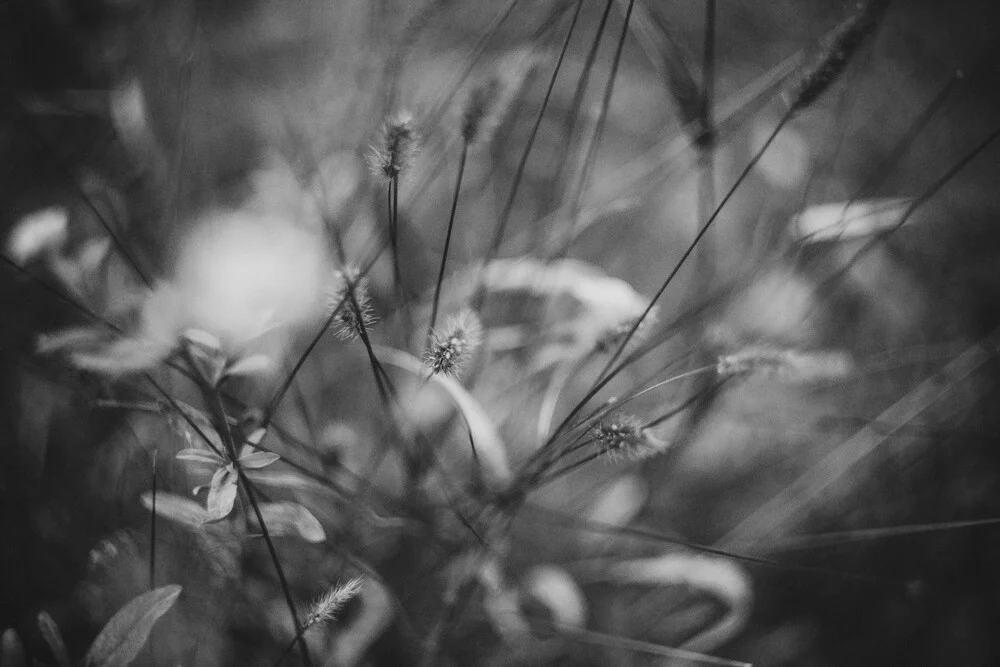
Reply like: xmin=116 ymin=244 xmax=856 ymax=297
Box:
xmin=716 ymin=346 xmax=854 ymax=382
xmin=368 ymin=111 xmax=420 ymax=181
xmin=593 ymin=414 xmax=667 ymax=461
xmin=595 ymin=307 xmax=659 ymax=353
xmin=327 ymin=268 xmax=376 ymax=341
xmin=304 ymin=577 xmax=364 ymax=630
xmin=424 ymin=308 xmax=483 ymax=378
xmin=790 ymin=0 xmax=890 ymax=113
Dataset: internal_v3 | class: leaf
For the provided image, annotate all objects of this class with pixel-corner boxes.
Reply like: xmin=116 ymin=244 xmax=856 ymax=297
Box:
xmin=244 ymin=470 xmax=323 ymax=492
xmin=182 ymin=328 xmax=222 ymax=352
xmin=70 ymin=336 xmax=174 ymax=376
xmin=520 ymin=565 xmax=587 ymax=630
xmin=36 ymin=612 xmax=70 ymax=667
xmin=204 ymin=466 xmax=238 ymax=522
xmin=224 ymin=354 xmax=274 ymax=378
xmin=238 ymin=451 xmax=280 ymax=469
xmin=253 ymin=502 xmax=326 ymax=543
xmin=1 ymin=628 xmax=26 ymax=667
xmin=7 ymin=207 xmax=68 ymax=264
xmin=84 ymin=585 xmax=181 ymax=667
xmin=141 ymin=492 xmax=207 ymax=528
xmin=374 ymin=345 xmax=512 ymax=490
xmin=789 ymin=198 xmax=916 ymax=243
xmin=175 ymin=449 xmax=224 ymax=465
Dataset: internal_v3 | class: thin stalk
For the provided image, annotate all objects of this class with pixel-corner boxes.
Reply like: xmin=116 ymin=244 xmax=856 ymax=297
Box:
xmin=552 ymin=0 xmax=636 ymax=258
xmin=205 ymin=386 xmax=314 ymax=667
xmin=149 ymin=452 xmax=157 ymax=589
xmin=428 ymin=140 xmax=468 ymax=339
xmin=564 ymin=113 xmax=794 ymax=439
xmin=482 ymin=0 xmax=584 ymax=264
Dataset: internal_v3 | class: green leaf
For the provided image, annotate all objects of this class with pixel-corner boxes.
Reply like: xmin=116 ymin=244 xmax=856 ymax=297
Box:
xmin=175 ymin=449 xmax=224 ymax=466
xmin=238 ymin=451 xmax=280 ymax=469
xmin=1 ymin=628 xmax=26 ymax=667
xmin=36 ymin=611 xmax=70 ymax=667
xmin=253 ymin=502 xmax=326 ymax=543
xmin=141 ymin=492 xmax=207 ymax=528
xmin=84 ymin=585 xmax=182 ymax=667
xmin=224 ymin=354 xmax=273 ymax=378
xmin=204 ymin=467 xmax=238 ymax=522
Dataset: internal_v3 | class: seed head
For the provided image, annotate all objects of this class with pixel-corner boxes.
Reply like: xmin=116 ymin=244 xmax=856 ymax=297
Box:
xmin=368 ymin=111 xmax=420 ymax=181
xmin=327 ymin=268 xmax=376 ymax=341
xmin=425 ymin=309 xmax=483 ymax=378
xmin=790 ymin=0 xmax=889 ymax=113
xmin=593 ymin=415 xmax=667 ymax=461
xmin=304 ymin=577 xmax=363 ymax=630
xmin=595 ymin=307 xmax=658 ymax=353
xmin=716 ymin=346 xmax=853 ymax=382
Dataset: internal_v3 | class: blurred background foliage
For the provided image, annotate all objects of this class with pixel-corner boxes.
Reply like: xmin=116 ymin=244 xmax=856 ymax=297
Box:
xmin=3 ymin=0 xmax=1000 ymax=665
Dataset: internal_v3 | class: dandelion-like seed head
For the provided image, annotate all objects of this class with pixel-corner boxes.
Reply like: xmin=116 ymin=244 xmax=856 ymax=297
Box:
xmin=304 ymin=577 xmax=363 ymax=630
xmin=425 ymin=309 xmax=483 ymax=378
xmin=327 ymin=268 xmax=376 ymax=341
xmin=593 ymin=415 xmax=665 ymax=461
xmin=368 ymin=111 xmax=420 ymax=181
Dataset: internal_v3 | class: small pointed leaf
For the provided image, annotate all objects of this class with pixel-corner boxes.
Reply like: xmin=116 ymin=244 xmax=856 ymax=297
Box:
xmin=175 ymin=449 xmax=224 ymax=465
xmin=36 ymin=612 xmax=70 ymax=667
xmin=238 ymin=451 xmax=280 ymax=469
xmin=204 ymin=467 xmax=238 ymax=522
xmin=141 ymin=492 xmax=207 ymax=528
xmin=253 ymin=502 xmax=325 ymax=543
xmin=84 ymin=585 xmax=181 ymax=667
xmin=224 ymin=354 xmax=273 ymax=378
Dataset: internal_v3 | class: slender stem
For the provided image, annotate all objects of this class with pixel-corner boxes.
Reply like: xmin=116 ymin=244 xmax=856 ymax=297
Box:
xmin=559 ymin=113 xmax=793 ymax=441
xmin=205 ymin=386 xmax=313 ymax=667
xmin=149 ymin=453 xmax=157 ymax=589
xmin=482 ymin=0 xmax=585 ymax=263
xmin=428 ymin=140 xmax=468 ymax=339
xmin=553 ymin=0 xmax=636 ymax=258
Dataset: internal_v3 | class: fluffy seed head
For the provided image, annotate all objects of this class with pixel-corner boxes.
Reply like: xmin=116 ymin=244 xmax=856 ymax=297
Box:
xmin=368 ymin=111 xmax=420 ymax=181
xmin=425 ymin=309 xmax=483 ymax=378
xmin=304 ymin=577 xmax=363 ymax=629
xmin=327 ymin=268 xmax=376 ymax=341
xmin=593 ymin=415 xmax=667 ymax=461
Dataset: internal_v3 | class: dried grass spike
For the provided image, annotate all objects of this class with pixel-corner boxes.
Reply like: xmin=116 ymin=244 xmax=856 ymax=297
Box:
xmin=425 ymin=309 xmax=483 ymax=377
xmin=327 ymin=268 xmax=376 ymax=341
xmin=593 ymin=415 xmax=667 ymax=461
xmin=790 ymin=0 xmax=889 ymax=112
xmin=368 ymin=111 xmax=420 ymax=181
xmin=595 ymin=306 xmax=659 ymax=353
xmin=717 ymin=346 xmax=854 ymax=382
xmin=304 ymin=577 xmax=364 ymax=630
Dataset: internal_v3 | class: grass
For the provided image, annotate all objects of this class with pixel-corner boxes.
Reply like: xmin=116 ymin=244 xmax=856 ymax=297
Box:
xmin=3 ymin=1 xmax=1000 ymax=666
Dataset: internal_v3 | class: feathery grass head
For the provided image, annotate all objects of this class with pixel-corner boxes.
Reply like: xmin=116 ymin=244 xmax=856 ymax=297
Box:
xmin=424 ymin=309 xmax=483 ymax=378
xmin=595 ymin=307 xmax=659 ymax=353
xmin=368 ymin=111 xmax=420 ymax=181
xmin=327 ymin=267 xmax=376 ymax=341
xmin=592 ymin=414 xmax=667 ymax=461
xmin=790 ymin=0 xmax=889 ymax=112
xmin=716 ymin=346 xmax=853 ymax=382
xmin=304 ymin=577 xmax=363 ymax=630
